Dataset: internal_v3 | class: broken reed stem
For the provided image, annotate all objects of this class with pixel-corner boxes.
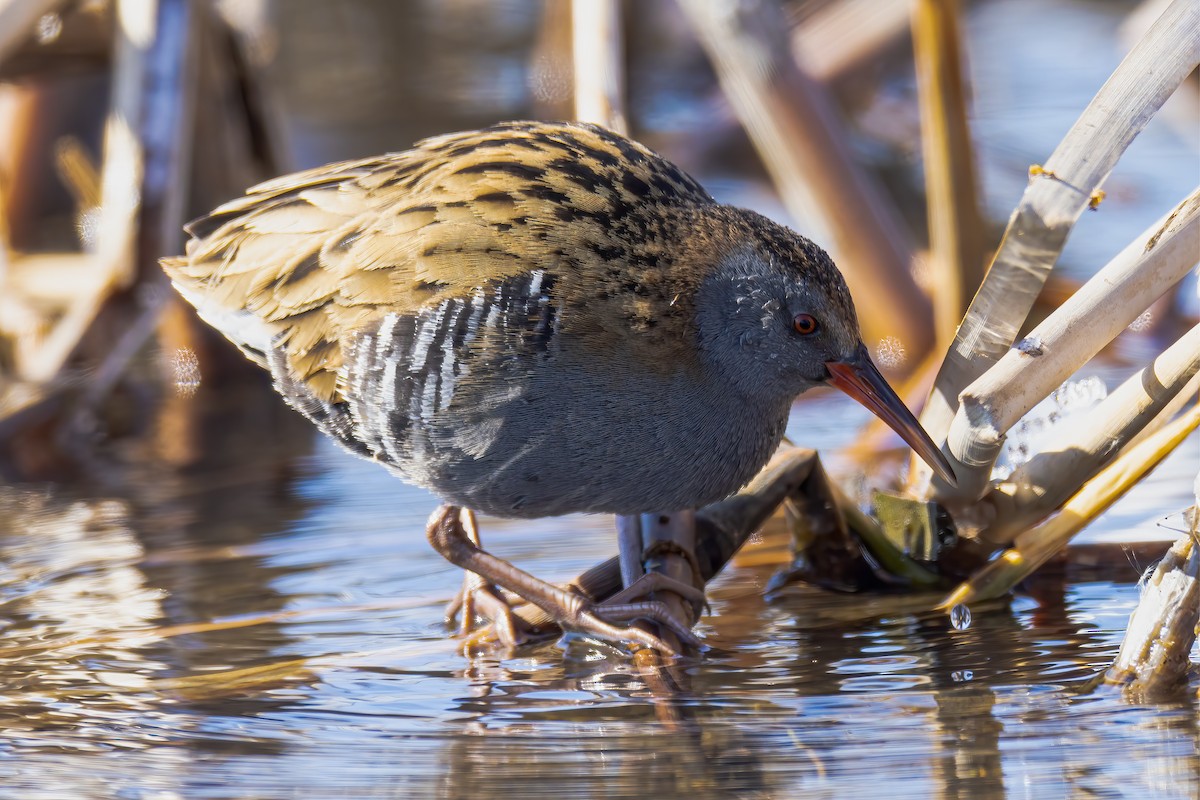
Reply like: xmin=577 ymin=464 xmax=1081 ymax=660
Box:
xmin=940 ymin=403 xmax=1200 ymax=609
xmin=943 ymin=188 xmax=1200 ymax=499
xmin=1102 ymin=529 xmax=1199 ymax=700
xmin=914 ymin=0 xmax=1200 ymax=489
xmin=985 ymin=323 xmax=1200 ymax=544
xmin=911 ymin=0 xmax=986 ymax=349
xmin=791 ymin=0 xmax=910 ymax=83
xmin=571 ymin=0 xmax=626 ymax=134
xmin=1123 ymin=369 xmax=1200 ymax=452
xmin=21 ymin=0 xmax=199 ymax=387
xmin=678 ymin=0 xmax=933 ymax=359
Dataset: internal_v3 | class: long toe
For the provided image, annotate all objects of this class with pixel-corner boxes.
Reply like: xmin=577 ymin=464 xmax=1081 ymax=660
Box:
xmin=446 ymin=571 xmax=526 ymax=648
xmin=591 ymin=599 xmax=704 ymax=651
xmin=565 ymin=606 xmax=682 ymax=656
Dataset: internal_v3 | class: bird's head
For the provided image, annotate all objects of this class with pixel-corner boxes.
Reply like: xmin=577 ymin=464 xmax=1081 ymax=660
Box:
xmin=693 ymin=208 xmax=955 ymax=485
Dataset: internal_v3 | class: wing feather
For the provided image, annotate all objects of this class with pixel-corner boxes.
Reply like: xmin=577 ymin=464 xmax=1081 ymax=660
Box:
xmin=162 ymin=121 xmax=714 ymax=404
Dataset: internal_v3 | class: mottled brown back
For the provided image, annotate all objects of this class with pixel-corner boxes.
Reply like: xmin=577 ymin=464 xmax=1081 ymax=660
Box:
xmin=161 ymin=121 xmax=716 ymax=403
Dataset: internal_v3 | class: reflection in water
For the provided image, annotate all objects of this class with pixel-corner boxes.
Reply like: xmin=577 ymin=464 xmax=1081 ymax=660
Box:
xmin=1 ymin=446 xmax=1198 ymax=797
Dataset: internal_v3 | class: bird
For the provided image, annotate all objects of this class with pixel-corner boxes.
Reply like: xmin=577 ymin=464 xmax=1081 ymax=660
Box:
xmin=162 ymin=120 xmax=954 ymax=654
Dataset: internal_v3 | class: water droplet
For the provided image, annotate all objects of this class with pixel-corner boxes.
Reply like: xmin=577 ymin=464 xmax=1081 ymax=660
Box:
xmin=875 ymin=336 xmax=906 ymax=370
xmin=76 ymin=206 xmax=102 ymax=249
xmin=993 ymin=376 xmax=1109 ymax=480
xmin=1052 ymin=375 xmax=1107 ymax=408
xmin=529 ymin=55 xmax=572 ymax=104
xmin=36 ymin=12 xmax=62 ymax=44
xmin=949 ymin=603 xmax=972 ymax=630
xmin=1016 ymin=335 xmax=1044 ymax=356
xmin=170 ymin=347 xmax=201 ymax=397
xmin=1127 ymin=309 xmax=1153 ymax=333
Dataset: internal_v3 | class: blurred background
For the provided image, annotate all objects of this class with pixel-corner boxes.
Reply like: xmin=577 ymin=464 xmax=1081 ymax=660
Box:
xmin=0 ymin=1 xmax=1197 ymax=797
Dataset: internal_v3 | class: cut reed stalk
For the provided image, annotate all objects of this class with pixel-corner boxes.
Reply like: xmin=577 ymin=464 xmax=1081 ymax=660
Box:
xmin=985 ymin=324 xmax=1200 ymax=543
xmin=914 ymin=0 xmax=1200 ymax=490
xmin=939 ymin=403 xmax=1200 ymax=608
xmin=1102 ymin=529 xmax=1198 ymax=700
xmin=941 ymin=188 xmax=1200 ymax=499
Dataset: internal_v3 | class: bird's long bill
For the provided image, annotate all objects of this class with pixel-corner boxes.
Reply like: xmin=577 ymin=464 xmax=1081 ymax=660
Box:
xmin=825 ymin=346 xmax=957 ymax=486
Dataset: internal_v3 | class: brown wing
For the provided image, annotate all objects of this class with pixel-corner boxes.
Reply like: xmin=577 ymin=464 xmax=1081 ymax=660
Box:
xmin=161 ymin=121 xmax=714 ymax=404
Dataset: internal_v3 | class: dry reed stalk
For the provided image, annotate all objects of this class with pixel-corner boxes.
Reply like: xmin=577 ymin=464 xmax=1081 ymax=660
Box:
xmin=571 ymin=0 xmax=626 ymax=134
xmin=1103 ymin=528 xmax=1198 ymax=700
xmin=20 ymin=0 xmax=199 ymax=387
xmin=939 ymin=403 xmax=1200 ymax=608
xmin=678 ymin=0 xmax=933 ymax=358
xmin=0 ymin=85 xmax=27 ymax=287
xmin=911 ymin=0 xmax=985 ymax=349
xmin=1123 ymin=370 xmax=1200 ymax=452
xmin=941 ymin=188 xmax=1200 ymax=499
xmin=913 ymin=0 xmax=1200 ymax=490
xmin=985 ymin=324 xmax=1200 ymax=543
xmin=791 ymin=0 xmax=910 ymax=82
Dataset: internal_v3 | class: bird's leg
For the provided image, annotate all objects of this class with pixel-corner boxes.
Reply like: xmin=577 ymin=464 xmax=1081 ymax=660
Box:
xmin=613 ymin=514 xmax=708 ymax=609
xmin=427 ymin=505 xmax=696 ymax=653
xmin=603 ymin=512 xmax=708 ymax=650
xmin=440 ymin=508 xmax=527 ymax=647
xmin=472 ymin=448 xmax=825 ymax=647
xmin=615 ymin=514 xmax=646 ymax=588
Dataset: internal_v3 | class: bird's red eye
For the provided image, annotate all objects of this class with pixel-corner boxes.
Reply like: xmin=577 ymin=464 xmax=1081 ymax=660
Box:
xmin=793 ymin=313 xmax=818 ymax=335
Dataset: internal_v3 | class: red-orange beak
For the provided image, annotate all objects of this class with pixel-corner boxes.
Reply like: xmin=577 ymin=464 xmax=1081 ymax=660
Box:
xmin=825 ymin=345 xmax=957 ymax=486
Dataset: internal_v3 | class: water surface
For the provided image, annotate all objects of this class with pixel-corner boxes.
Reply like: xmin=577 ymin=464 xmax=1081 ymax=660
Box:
xmin=0 ymin=380 xmax=1196 ymax=799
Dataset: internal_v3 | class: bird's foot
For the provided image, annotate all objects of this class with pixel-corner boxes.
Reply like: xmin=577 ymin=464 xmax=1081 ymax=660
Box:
xmin=443 ymin=570 xmax=529 ymax=649
xmin=612 ymin=512 xmax=709 ymax=651
xmin=438 ymin=507 xmax=539 ymax=649
xmin=427 ymin=505 xmax=697 ymax=656
xmin=585 ymin=590 xmax=703 ymax=652
xmin=596 ymin=570 xmax=706 ymax=632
